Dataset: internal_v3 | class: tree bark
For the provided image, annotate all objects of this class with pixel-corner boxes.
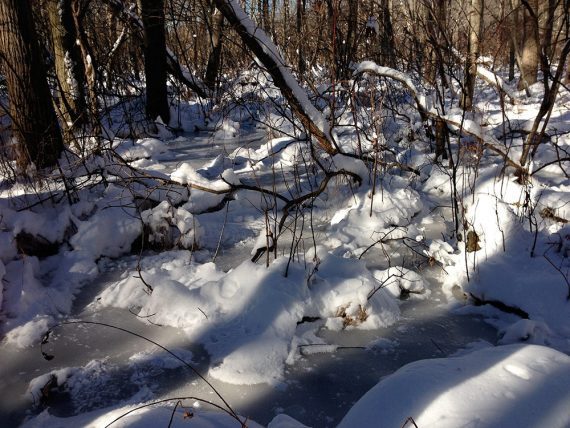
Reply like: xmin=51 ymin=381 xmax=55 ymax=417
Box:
xmin=71 ymin=0 xmax=101 ymax=139
xmin=205 ymin=6 xmax=224 ymax=90
xmin=0 ymin=0 xmax=64 ymax=169
xmin=518 ymin=0 xmax=539 ymax=89
xmin=139 ymin=0 xmax=170 ymax=124
xmin=379 ymin=0 xmax=395 ymax=68
xmin=47 ymin=0 xmax=87 ymax=131
xmin=296 ymin=0 xmax=305 ymax=74
xmin=461 ymin=0 xmax=484 ymax=110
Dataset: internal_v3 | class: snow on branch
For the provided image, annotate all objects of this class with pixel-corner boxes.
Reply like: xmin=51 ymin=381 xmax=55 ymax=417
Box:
xmin=475 ymin=64 xmax=517 ymax=104
xmin=451 ymin=48 xmax=517 ymax=104
xmin=213 ymin=0 xmax=335 ymax=154
xmin=353 ymin=61 xmax=525 ymax=173
xmin=353 ymin=61 xmax=431 ymax=121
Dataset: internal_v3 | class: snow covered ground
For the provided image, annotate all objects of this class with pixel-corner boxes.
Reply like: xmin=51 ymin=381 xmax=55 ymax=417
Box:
xmin=1 ymin=66 xmax=570 ymax=427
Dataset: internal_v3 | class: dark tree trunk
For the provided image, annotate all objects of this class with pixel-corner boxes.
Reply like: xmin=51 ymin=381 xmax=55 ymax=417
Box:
xmin=379 ymin=0 xmax=395 ymax=68
xmin=139 ymin=0 xmax=170 ymax=124
xmin=0 ymin=0 xmax=64 ymax=169
xmin=262 ymin=0 xmax=270 ymax=33
xmin=509 ymin=38 xmax=516 ymax=81
xmin=296 ymin=0 xmax=305 ymax=74
xmin=205 ymin=6 xmax=224 ymax=90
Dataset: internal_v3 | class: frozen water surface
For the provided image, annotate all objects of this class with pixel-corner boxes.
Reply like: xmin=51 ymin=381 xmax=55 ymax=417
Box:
xmin=0 ymin=260 xmax=497 ymax=427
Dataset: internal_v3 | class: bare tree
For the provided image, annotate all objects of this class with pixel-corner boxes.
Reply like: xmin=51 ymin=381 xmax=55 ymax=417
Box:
xmin=461 ymin=0 xmax=484 ymax=110
xmin=139 ymin=0 xmax=170 ymax=124
xmin=518 ymin=0 xmax=539 ymax=89
xmin=0 ymin=0 xmax=64 ymax=169
xmin=47 ymin=0 xmax=87 ymax=133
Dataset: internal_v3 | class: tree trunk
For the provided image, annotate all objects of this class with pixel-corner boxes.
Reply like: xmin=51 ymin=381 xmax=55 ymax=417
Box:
xmin=379 ymin=0 xmax=395 ymax=68
xmin=71 ymin=0 xmax=101 ymax=139
xmin=262 ymin=0 xmax=270 ymax=33
xmin=205 ymin=6 xmax=224 ymax=90
xmin=296 ymin=0 xmax=305 ymax=74
xmin=0 ymin=0 xmax=64 ymax=169
xmin=461 ymin=0 xmax=484 ymax=111
xmin=539 ymin=0 xmax=555 ymax=60
xmin=509 ymin=38 xmax=516 ymax=81
xmin=518 ymin=0 xmax=539 ymax=89
xmin=47 ymin=0 xmax=87 ymax=131
xmin=139 ymin=0 xmax=170 ymax=124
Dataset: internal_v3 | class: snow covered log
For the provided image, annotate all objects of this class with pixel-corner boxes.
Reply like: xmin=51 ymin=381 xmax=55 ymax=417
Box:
xmin=213 ymin=0 xmax=336 ymax=155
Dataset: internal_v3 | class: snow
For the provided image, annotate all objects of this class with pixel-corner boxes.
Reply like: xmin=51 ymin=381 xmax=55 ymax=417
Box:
xmin=22 ymin=405 xmax=263 ymax=428
xmin=141 ymin=201 xmax=202 ymax=249
xmin=339 ymin=344 xmax=570 ymax=428
xmin=330 ymin=153 xmax=369 ymax=180
xmin=1 ymin=25 xmax=570 ymax=428
xmin=70 ymin=206 xmax=141 ymax=259
xmin=171 ymin=162 xmax=230 ymax=192
xmin=328 ymin=182 xmax=423 ymax=251
xmin=354 ymin=61 xmax=420 ymax=98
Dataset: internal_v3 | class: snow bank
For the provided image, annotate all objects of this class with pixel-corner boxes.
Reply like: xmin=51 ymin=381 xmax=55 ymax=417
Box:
xmin=171 ymin=162 xmax=231 ymax=195
xmin=98 ymin=250 xmax=402 ymax=385
xmin=339 ymin=344 xmax=570 ymax=428
xmin=214 ymin=119 xmax=240 ymax=140
xmin=114 ymin=138 xmax=169 ymax=161
xmin=70 ymin=185 xmax=142 ymax=259
xmin=97 ymin=254 xmax=306 ymax=384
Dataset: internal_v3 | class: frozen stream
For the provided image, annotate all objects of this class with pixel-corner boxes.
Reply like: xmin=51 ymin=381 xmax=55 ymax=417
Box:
xmin=0 ymin=263 xmax=497 ymax=428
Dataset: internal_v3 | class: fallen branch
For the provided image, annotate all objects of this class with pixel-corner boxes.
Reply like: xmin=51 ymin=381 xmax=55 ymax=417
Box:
xmin=469 ymin=292 xmax=529 ymax=318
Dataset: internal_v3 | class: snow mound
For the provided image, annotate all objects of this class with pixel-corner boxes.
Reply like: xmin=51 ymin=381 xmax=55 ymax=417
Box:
xmin=339 ymin=344 xmax=570 ymax=428
xmin=214 ymin=119 xmax=241 ymax=140
xmin=114 ymin=138 xmax=168 ymax=161
xmin=329 ymin=184 xmax=422 ymax=250
xmin=309 ymin=251 xmax=400 ymax=330
xmin=373 ymin=266 xmax=430 ymax=299
xmin=141 ymin=201 xmax=202 ymax=249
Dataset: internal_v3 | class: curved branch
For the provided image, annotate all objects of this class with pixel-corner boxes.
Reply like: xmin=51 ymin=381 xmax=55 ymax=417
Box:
xmin=353 ymin=61 xmax=526 ymax=175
